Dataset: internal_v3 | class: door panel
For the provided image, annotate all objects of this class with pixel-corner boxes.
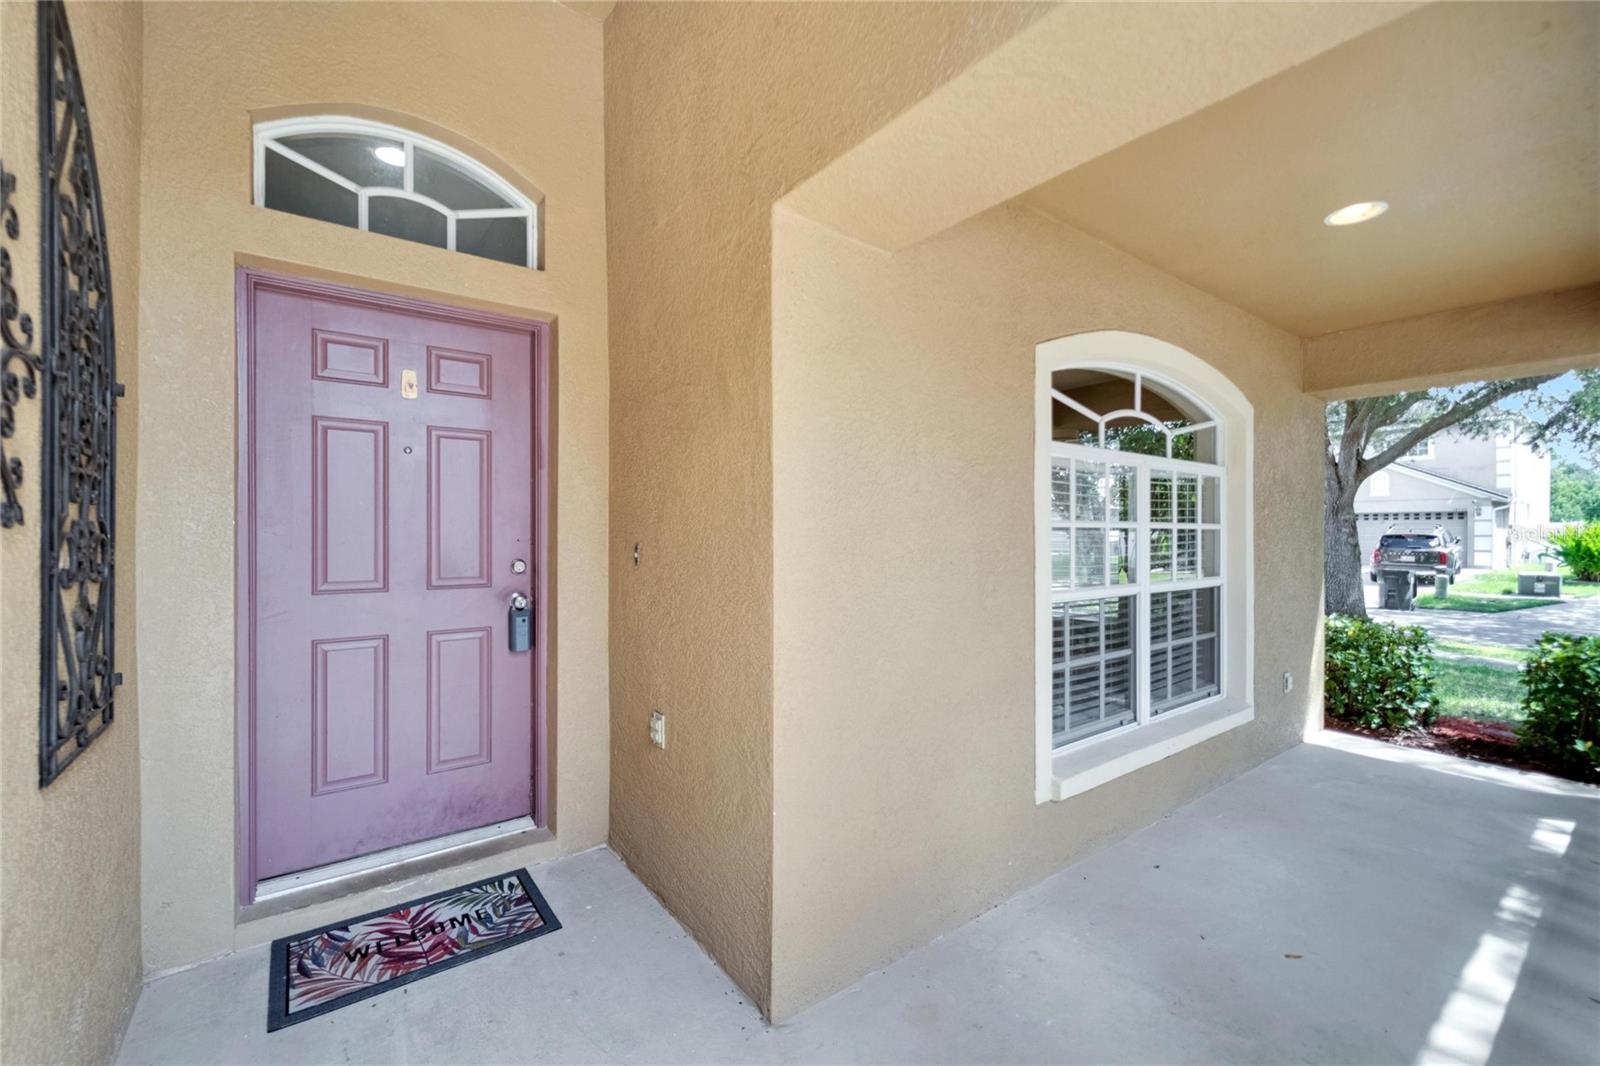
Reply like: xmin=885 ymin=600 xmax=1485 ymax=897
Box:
xmin=310 ymin=635 xmax=389 ymax=794
xmin=312 ymin=417 xmax=389 ymax=593
xmin=427 ymin=627 xmax=493 ymax=773
xmin=248 ymin=281 xmax=536 ymax=881
xmin=428 ymin=427 xmax=493 ymax=588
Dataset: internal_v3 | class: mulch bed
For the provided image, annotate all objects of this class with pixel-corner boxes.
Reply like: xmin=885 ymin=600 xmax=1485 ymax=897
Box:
xmin=1325 ymin=715 xmax=1599 ymax=786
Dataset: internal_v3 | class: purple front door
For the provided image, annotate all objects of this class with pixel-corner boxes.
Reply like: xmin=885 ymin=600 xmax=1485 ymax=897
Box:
xmin=245 ymin=275 xmax=537 ymax=882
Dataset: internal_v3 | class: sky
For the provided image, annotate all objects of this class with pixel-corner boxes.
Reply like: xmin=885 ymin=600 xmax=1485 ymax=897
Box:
xmin=1501 ymin=371 xmax=1587 ymax=463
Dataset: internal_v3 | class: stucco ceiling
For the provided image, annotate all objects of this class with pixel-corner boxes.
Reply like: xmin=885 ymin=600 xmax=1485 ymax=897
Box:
xmin=1020 ymin=2 xmax=1600 ymax=337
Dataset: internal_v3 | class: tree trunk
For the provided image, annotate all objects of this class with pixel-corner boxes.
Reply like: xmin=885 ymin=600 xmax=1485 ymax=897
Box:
xmin=1324 ymin=456 xmax=1367 ymax=617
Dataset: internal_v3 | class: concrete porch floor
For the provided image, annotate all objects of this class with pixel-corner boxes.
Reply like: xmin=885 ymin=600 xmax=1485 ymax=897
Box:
xmin=117 ymin=734 xmax=1600 ymax=1065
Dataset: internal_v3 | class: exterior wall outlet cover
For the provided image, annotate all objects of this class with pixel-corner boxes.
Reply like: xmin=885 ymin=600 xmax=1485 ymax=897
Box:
xmin=1283 ymin=671 xmax=1294 ymax=693
xmin=649 ymin=709 xmax=666 ymax=749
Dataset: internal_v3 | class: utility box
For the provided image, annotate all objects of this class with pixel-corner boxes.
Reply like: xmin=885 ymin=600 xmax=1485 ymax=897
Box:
xmin=1518 ymin=573 xmax=1563 ymax=598
xmin=1381 ymin=568 xmax=1417 ymax=611
xmin=1434 ymin=575 xmax=1450 ymax=598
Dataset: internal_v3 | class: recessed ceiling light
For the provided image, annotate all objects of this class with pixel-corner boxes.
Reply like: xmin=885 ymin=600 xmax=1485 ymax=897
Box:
xmin=1323 ymin=200 xmax=1388 ymax=227
xmin=373 ymin=145 xmax=406 ymax=167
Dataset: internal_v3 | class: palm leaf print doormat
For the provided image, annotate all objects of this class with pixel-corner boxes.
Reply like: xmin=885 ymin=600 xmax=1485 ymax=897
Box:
xmin=267 ymin=869 xmax=560 ymax=1031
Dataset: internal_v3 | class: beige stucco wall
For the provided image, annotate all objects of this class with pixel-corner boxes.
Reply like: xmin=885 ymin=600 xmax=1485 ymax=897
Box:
xmin=0 ymin=3 xmax=145 ymax=1062
xmin=604 ymin=1 xmax=1052 ymax=1013
xmin=135 ymin=1 xmax=610 ymax=973
xmin=783 ymin=1 xmax=1416 ymax=256
xmin=1305 ymin=284 xmax=1600 ymax=400
xmin=768 ymin=203 xmax=1325 ymax=1018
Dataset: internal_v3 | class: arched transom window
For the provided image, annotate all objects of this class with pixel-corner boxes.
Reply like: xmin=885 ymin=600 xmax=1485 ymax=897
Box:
xmin=253 ymin=116 xmax=540 ymax=269
xmin=1050 ymin=367 xmax=1218 ymax=462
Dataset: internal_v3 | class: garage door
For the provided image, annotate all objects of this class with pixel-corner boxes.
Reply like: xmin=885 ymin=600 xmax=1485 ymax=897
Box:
xmin=1356 ymin=510 xmax=1470 ymax=563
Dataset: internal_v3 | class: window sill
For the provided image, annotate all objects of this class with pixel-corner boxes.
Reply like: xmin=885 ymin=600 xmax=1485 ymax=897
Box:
xmin=1046 ymin=698 xmax=1254 ymax=802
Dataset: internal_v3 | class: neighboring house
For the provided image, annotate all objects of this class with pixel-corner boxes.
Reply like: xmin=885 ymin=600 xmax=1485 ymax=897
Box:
xmin=1355 ymin=424 xmax=1551 ymax=570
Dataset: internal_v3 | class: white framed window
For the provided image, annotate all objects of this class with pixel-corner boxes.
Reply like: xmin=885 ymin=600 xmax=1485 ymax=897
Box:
xmin=252 ymin=116 xmax=541 ymax=269
xmin=1036 ymin=333 xmax=1254 ymax=803
xmin=1404 ymin=438 xmax=1434 ymax=460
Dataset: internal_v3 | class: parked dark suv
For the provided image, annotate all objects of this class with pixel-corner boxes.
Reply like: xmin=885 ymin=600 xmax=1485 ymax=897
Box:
xmin=1370 ymin=526 xmax=1464 ymax=584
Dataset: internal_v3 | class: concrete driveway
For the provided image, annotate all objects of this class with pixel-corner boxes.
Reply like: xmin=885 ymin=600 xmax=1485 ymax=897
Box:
xmin=1367 ymin=580 xmax=1600 ymax=649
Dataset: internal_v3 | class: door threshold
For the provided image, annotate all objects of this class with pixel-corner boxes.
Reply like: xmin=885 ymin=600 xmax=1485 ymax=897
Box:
xmin=249 ymin=816 xmax=543 ymax=917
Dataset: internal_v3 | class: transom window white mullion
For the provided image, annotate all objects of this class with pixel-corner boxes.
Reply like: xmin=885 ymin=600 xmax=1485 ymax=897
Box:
xmin=357 ymin=189 xmax=368 ymax=231
xmin=447 ymin=215 xmax=457 ymax=252
xmin=456 ymin=208 xmax=530 ymax=220
xmin=367 ymin=187 xmax=457 ymax=218
xmin=1051 ymin=389 xmax=1101 ymax=423
xmin=403 ymin=140 xmax=415 ymax=193
xmin=262 ymin=139 xmax=361 ymax=194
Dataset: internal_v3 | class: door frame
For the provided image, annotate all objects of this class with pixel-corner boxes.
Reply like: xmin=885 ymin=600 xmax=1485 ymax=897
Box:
xmin=233 ymin=266 xmax=552 ymax=906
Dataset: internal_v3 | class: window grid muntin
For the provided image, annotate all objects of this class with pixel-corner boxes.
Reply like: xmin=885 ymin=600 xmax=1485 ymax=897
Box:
xmin=1049 ymin=370 xmax=1218 ymax=462
xmin=1049 ymin=436 xmax=1225 ymax=749
xmin=1050 ymin=457 xmax=1138 ymax=594
xmin=1051 ymin=596 xmax=1137 ymax=745
xmin=252 ymin=117 xmax=540 ymax=269
xmin=1149 ymin=587 xmax=1221 ymax=714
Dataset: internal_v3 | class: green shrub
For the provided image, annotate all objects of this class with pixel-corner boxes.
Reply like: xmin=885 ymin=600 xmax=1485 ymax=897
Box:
xmin=1518 ymin=632 xmax=1600 ymax=773
xmin=1325 ymin=614 xmax=1437 ymax=730
xmin=1549 ymin=521 xmax=1600 ymax=581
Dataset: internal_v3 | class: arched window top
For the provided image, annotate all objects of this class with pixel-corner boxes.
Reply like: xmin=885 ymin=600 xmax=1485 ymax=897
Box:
xmin=1049 ymin=366 xmax=1218 ymax=463
xmin=253 ymin=115 xmax=541 ymax=269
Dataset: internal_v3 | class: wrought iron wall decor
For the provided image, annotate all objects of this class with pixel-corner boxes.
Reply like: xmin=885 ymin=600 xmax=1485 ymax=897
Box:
xmin=35 ymin=0 xmax=124 ymax=786
xmin=1 ymin=161 xmax=41 ymax=529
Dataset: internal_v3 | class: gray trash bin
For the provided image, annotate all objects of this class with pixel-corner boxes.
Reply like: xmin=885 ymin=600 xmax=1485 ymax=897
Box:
xmin=1380 ymin=568 xmax=1416 ymax=611
xmin=1434 ymin=574 xmax=1450 ymax=598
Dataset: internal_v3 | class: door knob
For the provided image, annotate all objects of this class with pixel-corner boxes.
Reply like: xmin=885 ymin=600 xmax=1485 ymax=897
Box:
xmin=508 ymin=592 xmax=533 ymax=652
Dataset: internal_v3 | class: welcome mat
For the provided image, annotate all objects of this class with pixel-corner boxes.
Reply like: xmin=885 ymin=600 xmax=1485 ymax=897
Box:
xmin=267 ymin=869 xmax=560 ymax=1031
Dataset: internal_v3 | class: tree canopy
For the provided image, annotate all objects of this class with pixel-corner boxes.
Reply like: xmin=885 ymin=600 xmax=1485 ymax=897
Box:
xmin=1552 ymin=462 xmax=1600 ymax=523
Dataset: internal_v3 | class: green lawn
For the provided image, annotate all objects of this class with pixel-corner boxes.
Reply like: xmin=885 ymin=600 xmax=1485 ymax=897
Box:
xmin=1414 ymin=595 xmax=1552 ymax=613
xmin=1434 ymin=657 xmax=1525 ymax=724
xmin=1406 ymin=565 xmax=1600 ymax=613
xmin=1435 ymin=639 xmax=1529 ymax=663
xmin=1445 ymin=567 xmax=1600 ymax=599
